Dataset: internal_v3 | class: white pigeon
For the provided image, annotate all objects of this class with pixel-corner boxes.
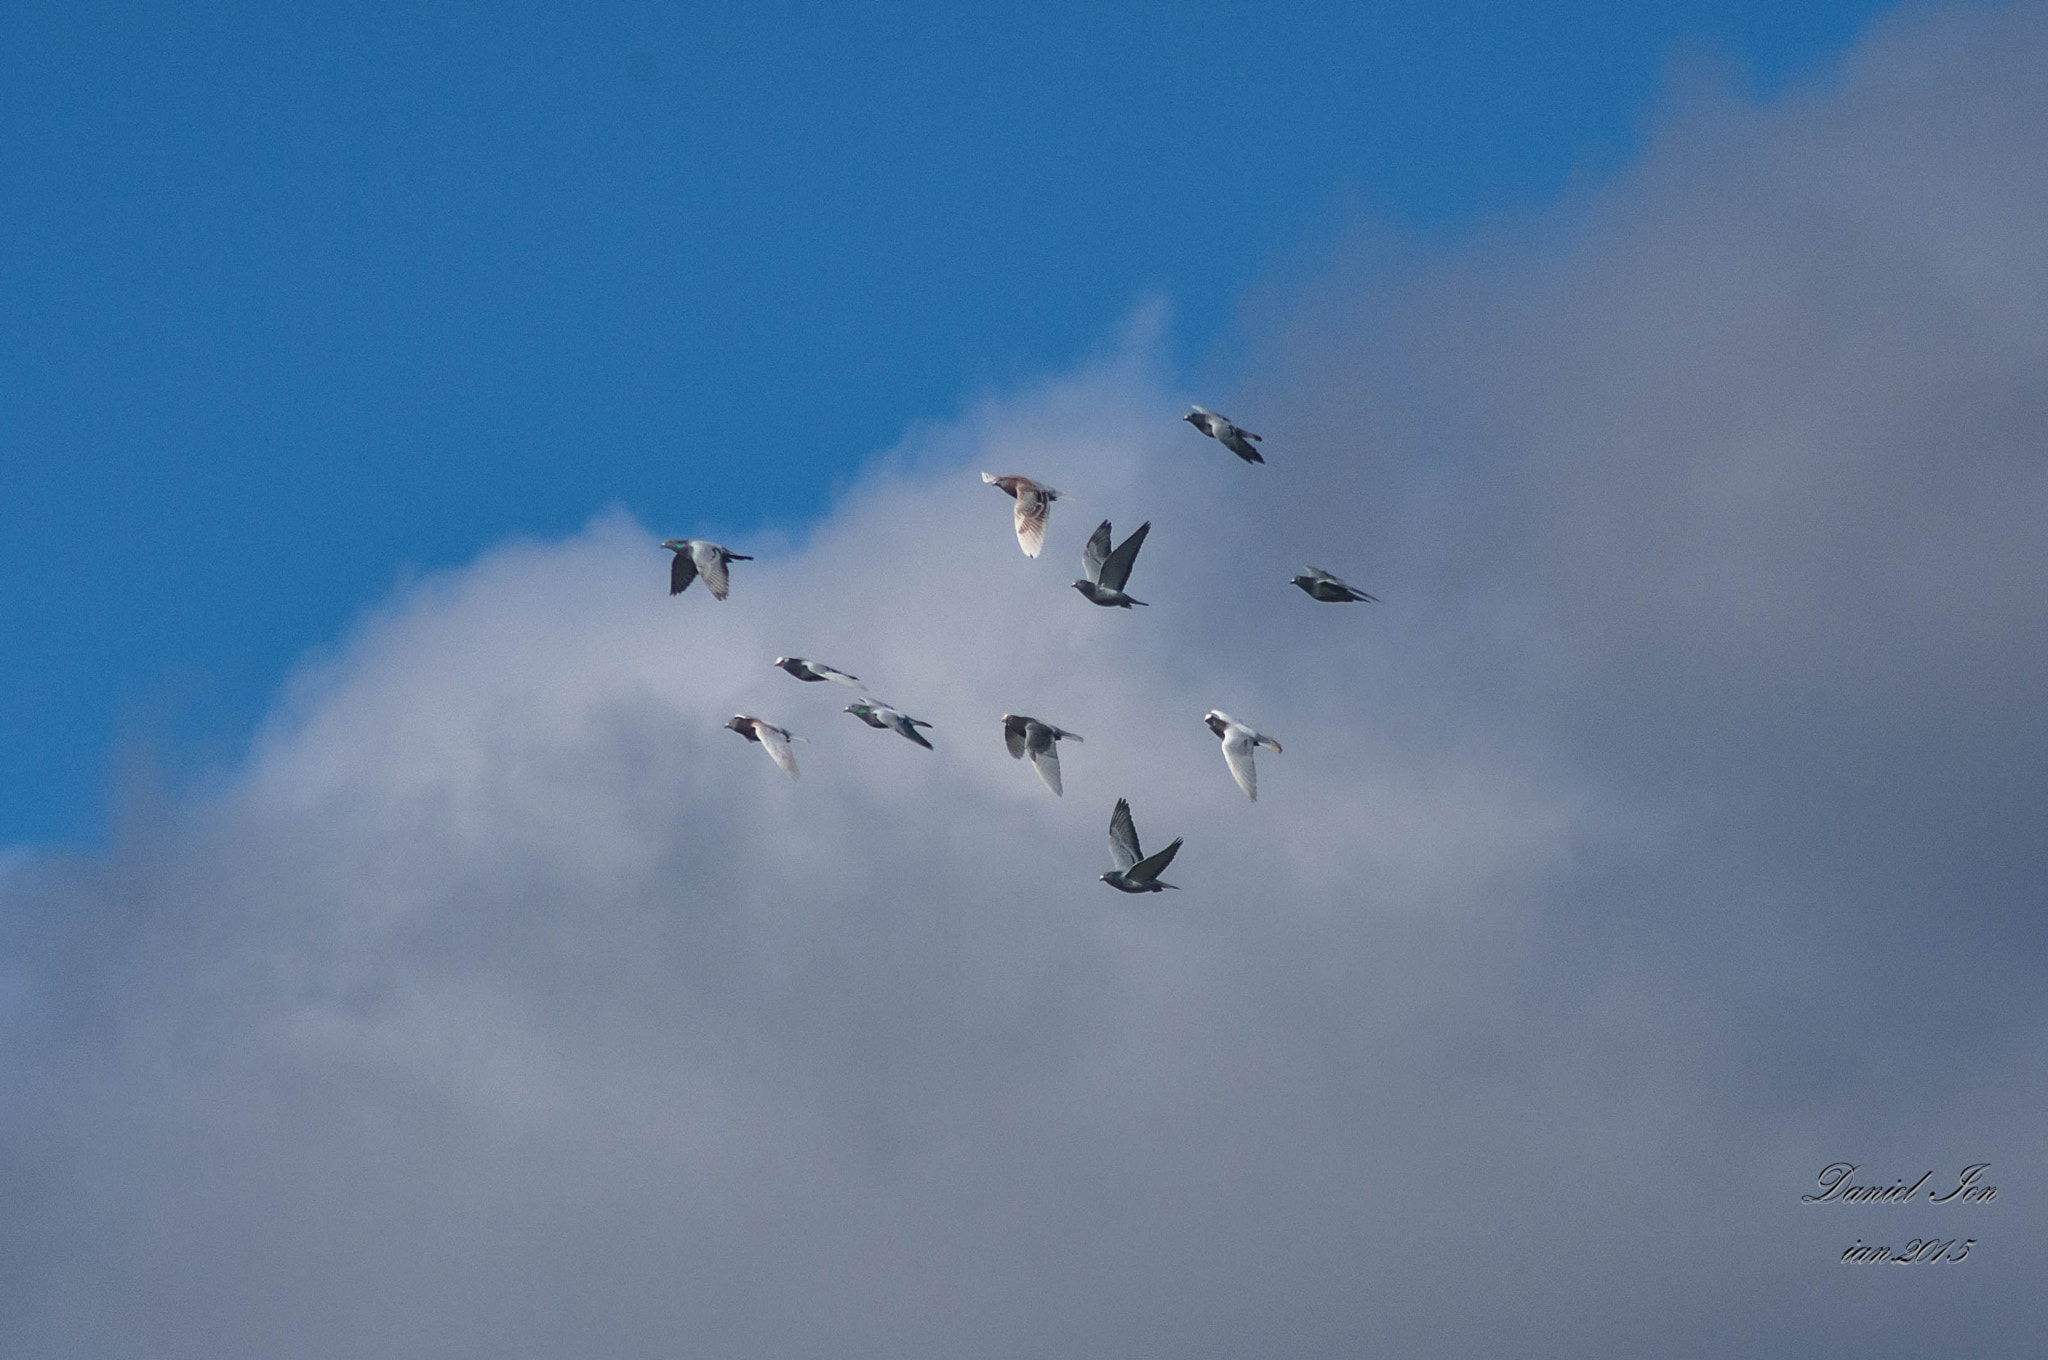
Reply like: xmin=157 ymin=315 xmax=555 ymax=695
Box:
xmin=1001 ymin=714 xmax=1083 ymax=796
xmin=1072 ymin=519 xmax=1151 ymax=608
xmin=1203 ymin=710 xmax=1282 ymax=802
xmin=725 ymin=715 xmax=806 ymax=778
xmin=661 ymin=539 xmax=752 ymax=599
xmin=774 ymin=656 xmax=863 ymax=688
xmin=1183 ymin=406 xmax=1264 ymax=464
xmin=1100 ymin=798 xmax=1182 ymax=892
xmin=981 ymin=473 xmax=1068 ymax=558
xmin=845 ymin=699 xmax=935 ymax=750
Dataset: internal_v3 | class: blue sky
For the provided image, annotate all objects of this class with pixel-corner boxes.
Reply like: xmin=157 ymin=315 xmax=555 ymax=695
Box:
xmin=2 ymin=0 xmax=1893 ymax=846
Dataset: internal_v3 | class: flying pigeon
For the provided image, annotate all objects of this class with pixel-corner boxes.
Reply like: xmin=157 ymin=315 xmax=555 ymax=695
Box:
xmin=1183 ymin=406 xmax=1264 ymax=464
xmin=1203 ymin=710 xmax=1282 ymax=802
xmin=774 ymin=657 xmax=863 ymax=688
xmin=1100 ymin=798 xmax=1182 ymax=893
xmin=725 ymin=715 xmax=806 ymax=779
xmin=1290 ymin=566 xmax=1378 ymax=603
xmin=844 ymin=699 xmax=935 ymax=750
xmin=661 ymin=539 xmax=753 ymax=599
xmin=1001 ymin=714 xmax=1083 ymax=796
xmin=981 ymin=474 xmax=1068 ymax=558
xmin=1072 ymin=520 xmax=1151 ymax=608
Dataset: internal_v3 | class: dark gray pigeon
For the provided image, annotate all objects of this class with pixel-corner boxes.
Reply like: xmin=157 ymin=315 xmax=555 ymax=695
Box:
xmin=662 ymin=539 xmax=753 ymax=599
xmin=845 ymin=699 xmax=935 ymax=750
xmin=1183 ymin=406 xmax=1264 ymax=464
xmin=1290 ymin=566 xmax=1378 ymax=603
xmin=725 ymin=715 xmax=806 ymax=779
xmin=1072 ymin=520 xmax=1151 ymax=608
xmin=774 ymin=656 xmax=862 ymax=688
xmin=1100 ymin=798 xmax=1182 ymax=892
xmin=1001 ymin=714 xmax=1083 ymax=796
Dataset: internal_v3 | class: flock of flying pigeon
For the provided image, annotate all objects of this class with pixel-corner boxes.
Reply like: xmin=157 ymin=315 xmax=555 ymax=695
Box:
xmin=664 ymin=405 xmax=1377 ymax=893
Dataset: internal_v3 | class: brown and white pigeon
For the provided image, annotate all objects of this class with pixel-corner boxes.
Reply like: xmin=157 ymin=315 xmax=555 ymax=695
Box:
xmin=981 ymin=473 xmax=1068 ymax=558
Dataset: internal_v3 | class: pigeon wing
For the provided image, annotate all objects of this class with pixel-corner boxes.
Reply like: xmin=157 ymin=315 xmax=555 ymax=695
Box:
xmin=1099 ymin=521 xmax=1151 ymax=592
xmin=695 ymin=543 xmax=733 ymax=600
xmin=890 ymin=713 xmax=934 ymax=750
xmin=1220 ymin=728 xmax=1259 ymax=801
xmin=1221 ymin=428 xmax=1265 ymax=464
xmin=1128 ymin=837 xmax=1183 ymax=886
xmin=1025 ymin=722 xmax=1063 ymax=796
xmin=669 ymin=549 xmax=699 ymax=595
xmin=1003 ymin=714 xmax=1032 ymax=760
xmin=816 ymin=663 xmax=862 ymax=688
xmin=756 ymin=723 xmax=800 ymax=778
xmin=1013 ymin=486 xmax=1052 ymax=558
xmin=1108 ymin=798 xmax=1142 ymax=872
xmin=1082 ymin=521 xmax=1112 ymax=584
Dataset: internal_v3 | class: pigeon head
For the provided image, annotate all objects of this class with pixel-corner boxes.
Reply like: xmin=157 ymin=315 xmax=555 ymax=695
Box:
xmin=661 ymin=538 xmax=688 ymax=552
xmin=724 ymin=716 xmax=757 ymax=738
xmin=1204 ymin=711 xmax=1231 ymax=738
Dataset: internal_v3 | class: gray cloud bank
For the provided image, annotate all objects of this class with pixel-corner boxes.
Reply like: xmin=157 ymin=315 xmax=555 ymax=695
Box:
xmin=6 ymin=6 xmax=2048 ymax=1355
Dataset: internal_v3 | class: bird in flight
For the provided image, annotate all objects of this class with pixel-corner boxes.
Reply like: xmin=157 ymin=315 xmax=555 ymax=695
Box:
xmin=1183 ymin=406 xmax=1265 ymax=464
xmin=1290 ymin=566 xmax=1378 ymax=603
xmin=725 ymin=715 xmax=805 ymax=779
xmin=981 ymin=474 xmax=1068 ymax=558
xmin=1001 ymin=714 xmax=1082 ymax=796
xmin=774 ymin=657 xmax=863 ymax=688
xmin=1072 ymin=520 xmax=1152 ymax=608
xmin=662 ymin=539 xmax=753 ymax=599
xmin=1203 ymin=710 xmax=1282 ymax=802
xmin=1100 ymin=798 xmax=1182 ymax=892
xmin=844 ymin=699 xmax=935 ymax=749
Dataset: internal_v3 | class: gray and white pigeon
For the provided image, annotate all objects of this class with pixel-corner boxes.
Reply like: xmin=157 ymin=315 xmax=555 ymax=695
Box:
xmin=1183 ymin=406 xmax=1264 ymax=464
xmin=1100 ymin=798 xmax=1182 ymax=893
xmin=662 ymin=539 xmax=753 ymax=599
xmin=1203 ymin=710 xmax=1282 ymax=802
xmin=844 ymin=699 xmax=935 ymax=750
xmin=1001 ymin=714 xmax=1083 ymax=796
xmin=725 ymin=715 xmax=806 ymax=779
xmin=774 ymin=656 xmax=863 ymax=688
xmin=1290 ymin=566 xmax=1378 ymax=603
xmin=981 ymin=474 xmax=1068 ymax=558
xmin=1072 ymin=520 xmax=1151 ymax=608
